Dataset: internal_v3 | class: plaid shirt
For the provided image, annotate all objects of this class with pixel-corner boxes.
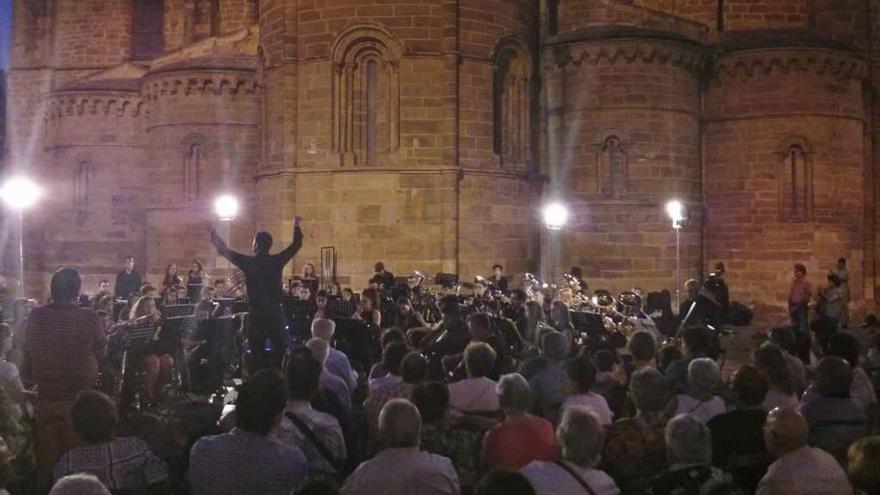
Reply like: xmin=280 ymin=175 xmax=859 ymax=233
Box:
xmin=421 ymin=423 xmax=481 ymax=486
xmin=54 ymin=437 xmax=168 ymax=491
xmin=364 ymin=380 xmax=414 ymax=436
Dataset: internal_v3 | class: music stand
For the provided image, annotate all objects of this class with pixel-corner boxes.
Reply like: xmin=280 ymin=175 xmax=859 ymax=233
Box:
xmin=327 ymin=298 xmax=356 ymax=318
xmin=163 ymin=316 xmax=198 ymax=341
xmin=164 ymin=304 xmax=196 ymax=319
xmin=123 ymin=321 xmax=158 ymax=353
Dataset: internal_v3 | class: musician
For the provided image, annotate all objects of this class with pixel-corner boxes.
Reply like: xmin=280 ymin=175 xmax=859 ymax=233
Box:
xmin=162 ymin=264 xmax=183 ymax=292
xmin=371 ymin=262 xmax=395 ymax=293
xmin=549 ymin=300 xmax=575 ymax=349
xmin=489 ymin=264 xmax=509 ymax=293
xmin=394 ymin=296 xmax=427 ymax=332
xmin=353 ymin=288 xmax=382 ymax=335
xmin=114 ymin=256 xmax=142 ymax=299
xmin=446 ymin=312 xmax=509 ymax=382
xmin=298 ymin=263 xmax=319 ymax=296
xmin=96 ymin=280 xmax=113 ymax=298
xmin=708 ymin=262 xmax=730 ymax=311
xmin=314 ymin=290 xmax=330 ymax=320
xmin=209 ymin=216 xmax=304 ymax=372
xmin=569 ymin=266 xmax=588 ymax=294
xmin=128 ymin=296 xmax=174 ymax=405
xmin=502 ymin=289 xmax=527 ymax=327
xmin=420 ymin=296 xmax=471 ymax=381
xmin=186 ymin=260 xmax=208 ymax=304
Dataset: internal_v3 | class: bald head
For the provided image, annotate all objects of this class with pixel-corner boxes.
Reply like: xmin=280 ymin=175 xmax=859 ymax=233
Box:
xmin=764 ymin=407 xmax=808 ymax=458
xmin=379 ymin=399 xmax=422 ymax=448
xmin=311 ymin=318 xmax=336 ymax=341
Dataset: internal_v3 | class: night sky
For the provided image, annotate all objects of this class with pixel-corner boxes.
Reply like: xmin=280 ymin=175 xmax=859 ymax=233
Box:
xmin=0 ymin=0 xmax=10 ymax=70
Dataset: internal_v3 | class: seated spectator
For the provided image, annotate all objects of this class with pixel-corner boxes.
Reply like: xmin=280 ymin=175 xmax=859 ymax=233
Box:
xmin=449 ymin=343 xmax=499 ymax=412
xmin=657 ymin=344 xmax=684 ymax=376
xmin=628 ymin=330 xmax=658 ymax=371
xmin=189 ymin=370 xmax=308 ymax=495
xmin=526 ymin=331 xmax=569 ymax=423
xmin=482 ymin=373 xmax=558 ymax=470
xmin=521 ymin=406 xmax=619 ymax=495
xmin=822 ymin=332 xmax=877 ymax=412
xmin=562 ymin=354 xmax=613 ymax=426
xmin=342 ymin=399 xmax=459 ymax=495
xmin=276 ymin=351 xmax=346 ymax=476
xmin=799 ymin=356 xmax=868 ymax=466
xmin=312 ymin=318 xmax=358 ymax=393
xmin=756 ymin=407 xmax=852 ymax=495
xmin=592 ymin=349 xmax=620 ymax=402
xmin=367 ymin=329 xmax=407 ymax=382
xmin=665 ymin=326 xmax=714 ymax=394
xmin=708 ymin=365 xmax=771 ymax=492
xmin=306 ymin=338 xmax=353 ymax=413
xmin=752 ymin=343 xmax=799 ymax=411
xmin=767 ymin=327 xmax=807 ymax=395
xmin=474 ymin=469 xmax=536 ymax=495
xmin=650 ymin=414 xmax=728 ymax=495
xmin=368 ymin=341 xmax=408 ymax=394
xmin=603 ymin=367 xmax=670 ymax=493
xmin=848 ymin=436 xmax=880 ymax=495
xmin=54 ymin=390 xmax=169 ymax=493
xmin=413 ymin=381 xmax=482 ymax=487
xmin=365 ymin=351 xmax=428 ymax=437
xmin=666 ymin=357 xmax=726 ymax=424
xmin=49 ymin=474 xmax=111 ymax=495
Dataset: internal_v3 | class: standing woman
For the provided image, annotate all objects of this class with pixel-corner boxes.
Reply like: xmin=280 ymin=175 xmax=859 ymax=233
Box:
xmin=186 ymin=260 xmax=208 ymax=304
xmin=161 ymin=264 xmax=183 ymax=293
xmin=353 ymin=288 xmax=382 ymax=336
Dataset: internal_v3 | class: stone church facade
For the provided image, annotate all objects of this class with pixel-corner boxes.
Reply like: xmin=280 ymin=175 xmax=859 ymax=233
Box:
xmin=4 ymin=0 xmax=880 ymax=315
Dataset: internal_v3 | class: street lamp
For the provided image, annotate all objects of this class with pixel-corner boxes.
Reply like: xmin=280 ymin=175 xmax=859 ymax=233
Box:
xmin=665 ymin=200 xmax=685 ymax=308
xmin=214 ymin=194 xmax=240 ymax=222
xmin=542 ymin=202 xmax=569 ymax=231
xmin=0 ymin=176 xmax=43 ymax=297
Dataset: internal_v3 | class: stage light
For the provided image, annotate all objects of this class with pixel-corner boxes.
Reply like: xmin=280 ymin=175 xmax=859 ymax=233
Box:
xmin=0 ymin=176 xmax=42 ymax=210
xmin=214 ymin=194 xmax=239 ymax=221
xmin=665 ymin=200 xmax=685 ymax=228
xmin=542 ymin=202 xmax=568 ymax=231
xmin=665 ymin=199 xmax=685 ymax=308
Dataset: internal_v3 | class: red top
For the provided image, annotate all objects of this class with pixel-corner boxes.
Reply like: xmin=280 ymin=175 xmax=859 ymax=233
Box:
xmin=482 ymin=414 xmax=559 ymax=470
xmin=789 ymin=278 xmax=812 ymax=310
xmin=25 ymin=304 xmax=106 ymax=402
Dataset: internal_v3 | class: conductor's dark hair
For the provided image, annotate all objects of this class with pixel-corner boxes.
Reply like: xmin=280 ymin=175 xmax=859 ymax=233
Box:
xmin=254 ymin=231 xmax=273 ymax=253
xmin=50 ymin=267 xmax=82 ymax=305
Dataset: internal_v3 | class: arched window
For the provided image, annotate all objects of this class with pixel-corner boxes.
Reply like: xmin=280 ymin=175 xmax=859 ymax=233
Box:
xmin=73 ymin=161 xmax=92 ymax=212
xmin=601 ymin=136 xmax=627 ymax=198
xmin=332 ymin=26 xmax=402 ymax=166
xmin=779 ymin=144 xmax=811 ymax=221
xmin=493 ymin=40 xmax=530 ymax=169
xmin=184 ymin=142 xmax=203 ymax=201
xmin=132 ymin=0 xmax=165 ymax=60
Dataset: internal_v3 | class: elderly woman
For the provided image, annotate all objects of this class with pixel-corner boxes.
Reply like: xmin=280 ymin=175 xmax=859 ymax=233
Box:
xmin=752 ymin=342 xmax=799 ymax=411
xmin=666 ymin=358 xmax=726 ymax=424
xmin=526 ymin=331 xmax=570 ymax=423
xmin=482 ymin=373 xmax=558 ymax=470
xmin=449 ymin=342 xmax=499 ymax=412
xmin=650 ymin=414 xmax=728 ymax=494
xmin=520 ymin=406 xmax=619 ymax=495
xmin=603 ymin=367 xmax=670 ymax=493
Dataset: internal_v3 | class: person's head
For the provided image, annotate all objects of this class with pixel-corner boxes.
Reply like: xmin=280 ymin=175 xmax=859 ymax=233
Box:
xmin=627 ymin=331 xmax=657 ymax=364
xmin=793 ymin=263 xmax=806 ymax=279
xmin=49 ymin=474 xmax=112 ymax=495
xmin=687 ymin=357 xmax=720 ymax=397
xmin=361 ymin=288 xmax=378 ymax=310
xmin=848 ymin=436 xmax=880 ymax=495
xmin=684 ymin=279 xmax=700 ymax=300
xmin=666 ymin=414 xmax=712 ymax=465
xmin=464 ymin=342 xmax=497 ymax=379
xmin=165 ymin=263 xmax=177 ymax=277
xmin=630 ymin=367 xmax=669 ymax=413
xmin=557 ymin=406 xmax=604 ymax=468
xmin=714 ymin=261 xmax=726 ymax=276
xmin=510 ymin=289 xmax=527 ymax=308
xmin=129 ymin=296 xmax=158 ymax=320
xmin=681 ymin=325 xmax=712 ymax=357
xmin=752 ymin=342 xmax=793 ymax=394
xmin=541 ymin=330 xmax=570 ymax=362
xmin=396 ymin=297 xmax=413 ymax=315
xmin=439 ymin=295 xmax=461 ymax=319
xmin=374 ymin=262 xmax=385 ymax=274
xmin=474 ymin=469 xmax=536 ymax=495
xmin=97 ymin=279 xmax=111 ymax=292
xmin=492 ymin=264 xmax=504 ymax=277
xmin=466 ymin=312 xmax=492 ymax=341
xmin=253 ymin=231 xmax=273 ymax=254
xmin=592 ymin=349 xmax=616 ymax=373
xmin=497 ymin=373 xmax=531 ymax=413
xmin=570 ymin=266 xmax=583 ymax=278
xmin=658 ymin=343 xmax=684 ymax=372
xmin=303 ymin=263 xmax=316 ymax=277
xmin=380 ymin=327 xmax=406 ymax=347
xmin=838 ymin=257 xmax=847 ymax=270
xmin=768 ymin=326 xmax=797 ymax=356
xmin=764 ymin=407 xmax=809 ymax=458
xmin=51 ymin=267 xmax=82 ymax=305
xmin=342 ymin=288 xmax=354 ymax=301
xmin=71 ymin=390 xmax=118 ymax=444
xmin=412 ymin=381 xmax=450 ymax=424
xmin=383 ymin=341 xmax=409 ymax=376
xmin=816 ymin=356 xmax=853 ymax=399
xmin=236 ymin=370 xmax=287 ymax=435
xmin=286 ymin=349 xmax=322 ymax=401
xmin=825 ymin=331 xmax=861 ymax=368
xmin=550 ymin=300 xmax=570 ymax=325
xmin=327 ymin=283 xmax=339 ymax=296
xmin=827 ymin=273 xmax=841 ymax=287
xmin=400 ymin=351 xmax=428 ymax=384
xmin=315 ymin=290 xmax=328 ymax=308
xmin=731 ymin=365 xmax=769 ymax=408
xmin=190 ymin=260 xmax=203 ymax=274
xmin=564 ymin=354 xmax=597 ymax=395
xmin=140 ymin=284 xmax=158 ymax=299
xmin=311 ymin=318 xmax=336 ymax=341
xmin=305 ymin=338 xmax=330 ymax=366
xmin=124 ymin=256 xmax=135 ymax=272
xmin=379 ymin=398 xmax=421 ymax=448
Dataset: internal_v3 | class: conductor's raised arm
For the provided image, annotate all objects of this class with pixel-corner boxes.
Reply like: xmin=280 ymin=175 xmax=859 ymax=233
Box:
xmin=209 ymin=227 xmax=247 ymax=268
xmin=278 ymin=216 xmax=304 ymax=264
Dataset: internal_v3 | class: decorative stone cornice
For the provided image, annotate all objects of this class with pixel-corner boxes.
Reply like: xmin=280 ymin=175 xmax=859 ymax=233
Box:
xmin=142 ymin=71 xmax=259 ymax=102
xmin=44 ymin=93 xmax=146 ymax=122
xmin=711 ymin=48 xmax=869 ymax=83
xmin=544 ymin=39 xmax=706 ymax=74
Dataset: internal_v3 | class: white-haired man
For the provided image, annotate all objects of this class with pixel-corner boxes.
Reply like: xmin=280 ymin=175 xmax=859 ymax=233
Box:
xmin=520 ymin=406 xmax=619 ymax=494
xmin=305 ymin=338 xmax=352 ymax=413
xmin=311 ymin=318 xmax=357 ymax=392
xmin=342 ymin=399 xmax=459 ymax=495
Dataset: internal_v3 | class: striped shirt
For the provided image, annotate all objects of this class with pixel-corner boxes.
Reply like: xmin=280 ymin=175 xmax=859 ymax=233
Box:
xmin=54 ymin=436 xmax=168 ymax=490
xmin=25 ymin=304 xmax=106 ymax=402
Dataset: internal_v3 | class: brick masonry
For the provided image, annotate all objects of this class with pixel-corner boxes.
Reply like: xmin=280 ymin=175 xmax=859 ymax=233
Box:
xmin=3 ymin=0 xmax=880 ymax=318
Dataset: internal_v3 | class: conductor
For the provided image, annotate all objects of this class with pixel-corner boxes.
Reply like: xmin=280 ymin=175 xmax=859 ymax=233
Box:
xmin=209 ymin=217 xmax=304 ymax=372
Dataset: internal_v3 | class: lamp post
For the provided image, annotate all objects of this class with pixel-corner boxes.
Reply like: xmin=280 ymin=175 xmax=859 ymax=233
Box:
xmin=665 ymin=200 xmax=685 ymax=308
xmin=0 ymin=177 xmax=42 ymax=297
xmin=542 ymin=201 xmax=569 ymax=282
xmin=214 ymin=194 xmax=240 ymax=284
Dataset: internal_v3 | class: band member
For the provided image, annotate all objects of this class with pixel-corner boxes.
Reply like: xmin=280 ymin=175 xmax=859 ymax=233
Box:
xmin=209 ymin=217 xmax=304 ymax=372
xmin=114 ymin=256 xmax=142 ymax=299
xmin=569 ymin=266 xmax=588 ymax=294
xmin=353 ymin=288 xmax=382 ymax=335
xmin=371 ymin=262 xmax=395 ymax=292
xmin=788 ymin=263 xmax=812 ymax=363
xmin=128 ymin=296 xmax=174 ymax=404
xmin=186 ymin=260 xmax=208 ymax=304
xmin=489 ymin=264 xmax=509 ymax=293
xmin=162 ymin=264 xmax=183 ymax=292
xmin=298 ymin=263 xmax=319 ymax=295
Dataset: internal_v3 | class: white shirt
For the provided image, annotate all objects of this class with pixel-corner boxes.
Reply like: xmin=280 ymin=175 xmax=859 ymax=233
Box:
xmin=342 ymin=447 xmax=460 ymax=495
xmin=756 ymin=446 xmax=852 ymax=495
xmin=673 ymin=394 xmax=726 ymax=424
xmin=562 ymin=393 xmax=614 ymax=426
xmin=448 ymin=377 xmax=499 ymax=412
xmin=521 ymin=460 xmax=620 ymax=495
